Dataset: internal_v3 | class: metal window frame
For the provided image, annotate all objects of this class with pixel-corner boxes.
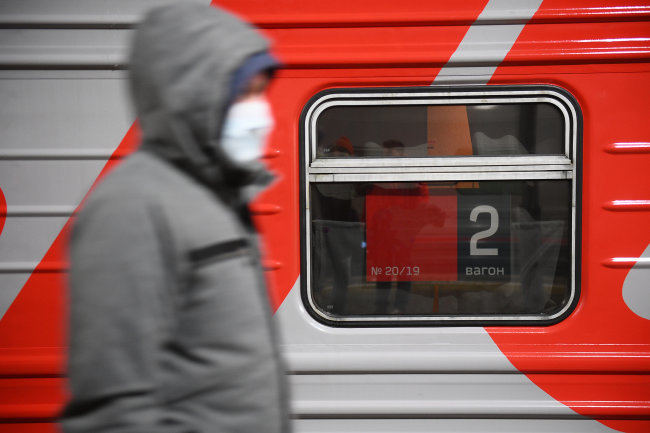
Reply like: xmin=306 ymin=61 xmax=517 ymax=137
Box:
xmin=300 ymin=85 xmax=581 ymax=326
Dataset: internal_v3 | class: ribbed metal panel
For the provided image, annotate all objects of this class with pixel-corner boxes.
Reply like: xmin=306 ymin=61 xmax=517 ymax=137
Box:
xmin=2 ymin=2 xmax=649 ymax=70
xmin=0 ymin=4 xmax=201 ymax=429
xmin=1 ymin=1 xmax=648 ymax=432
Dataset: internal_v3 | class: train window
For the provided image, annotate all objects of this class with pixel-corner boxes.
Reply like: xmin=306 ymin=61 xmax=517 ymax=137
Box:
xmin=301 ymin=86 xmax=581 ymax=325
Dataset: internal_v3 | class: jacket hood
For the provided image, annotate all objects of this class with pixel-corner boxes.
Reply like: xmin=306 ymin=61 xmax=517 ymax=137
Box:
xmin=129 ymin=4 xmax=273 ymax=193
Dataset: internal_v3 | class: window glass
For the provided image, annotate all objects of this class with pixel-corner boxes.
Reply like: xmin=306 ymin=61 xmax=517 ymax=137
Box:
xmin=303 ymin=86 xmax=579 ymax=324
xmin=316 ymin=103 xmax=564 ymax=158
xmin=310 ymin=180 xmax=572 ymax=317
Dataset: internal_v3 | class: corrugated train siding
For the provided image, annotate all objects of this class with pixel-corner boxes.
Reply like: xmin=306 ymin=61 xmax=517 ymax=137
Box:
xmin=1 ymin=1 xmax=649 ymax=431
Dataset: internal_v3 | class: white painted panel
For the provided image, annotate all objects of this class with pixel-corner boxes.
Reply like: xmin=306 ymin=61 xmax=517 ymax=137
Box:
xmin=0 ymin=76 xmax=131 ymax=319
xmin=277 ymin=279 xmax=517 ymax=374
xmin=0 ymin=76 xmax=131 ymax=150
xmin=0 ymin=75 xmax=130 ymax=321
xmin=277 ymin=279 xmax=506 ymax=350
xmin=0 ymin=0 xmax=208 ymax=25
xmin=0 ymin=28 xmax=131 ymax=67
xmin=0 ymin=0 xmax=212 ymax=322
xmin=433 ymin=0 xmax=543 ymax=85
xmin=0 ymin=161 xmax=106 ymax=206
xmin=277 ymin=278 xmax=617 ymax=431
xmin=291 ymin=374 xmax=578 ymax=417
xmin=622 ymin=243 xmax=650 ymax=319
xmin=0 ymin=217 xmax=69 ymax=263
xmin=294 ymin=418 xmax=617 ymax=433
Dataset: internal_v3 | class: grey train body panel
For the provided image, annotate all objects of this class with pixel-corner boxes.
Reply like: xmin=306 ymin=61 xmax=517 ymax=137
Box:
xmin=1 ymin=0 xmax=647 ymax=432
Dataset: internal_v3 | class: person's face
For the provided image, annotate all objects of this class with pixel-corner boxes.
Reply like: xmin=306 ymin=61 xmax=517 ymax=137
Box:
xmin=219 ymin=72 xmax=274 ymax=164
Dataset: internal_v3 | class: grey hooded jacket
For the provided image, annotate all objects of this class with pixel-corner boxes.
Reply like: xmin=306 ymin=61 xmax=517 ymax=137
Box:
xmin=61 ymin=4 xmax=290 ymax=433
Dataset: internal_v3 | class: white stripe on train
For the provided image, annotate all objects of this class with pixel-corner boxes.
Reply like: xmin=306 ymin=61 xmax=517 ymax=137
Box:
xmin=434 ymin=0 xmax=543 ymax=85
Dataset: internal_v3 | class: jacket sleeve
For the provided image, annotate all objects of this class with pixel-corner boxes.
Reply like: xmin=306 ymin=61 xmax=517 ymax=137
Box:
xmin=61 ymin=196 xmax=176 ymax=433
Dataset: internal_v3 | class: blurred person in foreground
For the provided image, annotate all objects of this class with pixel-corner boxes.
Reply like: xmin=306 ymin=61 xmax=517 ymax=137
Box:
xmin=60 ymin=4 xmax=290 ymax=432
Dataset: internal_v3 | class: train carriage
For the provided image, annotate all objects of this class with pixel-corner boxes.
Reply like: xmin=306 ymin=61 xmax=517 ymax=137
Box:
xmin=0 ymin=0 xmax=649 ymax=432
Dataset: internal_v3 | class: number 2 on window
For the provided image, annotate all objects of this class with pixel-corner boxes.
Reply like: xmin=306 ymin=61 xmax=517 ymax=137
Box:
xmin=469 ymin=205 xmax=499 ymax=256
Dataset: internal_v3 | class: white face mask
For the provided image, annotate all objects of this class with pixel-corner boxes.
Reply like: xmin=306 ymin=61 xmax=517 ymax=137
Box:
xmin=220 ymin=97 xmax=274 ymax=164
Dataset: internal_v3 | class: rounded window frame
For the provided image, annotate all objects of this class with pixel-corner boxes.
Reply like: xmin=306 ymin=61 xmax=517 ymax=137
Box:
xmin=299 ymin=85 xmax=582 ymax=327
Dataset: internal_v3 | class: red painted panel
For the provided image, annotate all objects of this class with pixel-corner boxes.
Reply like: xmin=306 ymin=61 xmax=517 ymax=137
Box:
xmin=487 ymin=1 xmax=650 ymax=431
xmin=0 ymin=426 xmax=59 ymax=433
xmin=530 ymin=1 xmax=650 ymax=23
xmin=216 ymin=0 xmax=489 ymax=70
xmin=215 ymin=0 xmax=490 ymax=27
xmin=0 ymin=378 xmax=65 ymax=420
xmin=499 ymin=22 xmax=650 ymax=66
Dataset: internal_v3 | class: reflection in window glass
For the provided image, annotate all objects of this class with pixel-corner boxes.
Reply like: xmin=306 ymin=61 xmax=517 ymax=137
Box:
xmin=310 ymin=181 xmax=571 ymax=317
xmin=316 ymin=103 xmax=564 ymax=158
